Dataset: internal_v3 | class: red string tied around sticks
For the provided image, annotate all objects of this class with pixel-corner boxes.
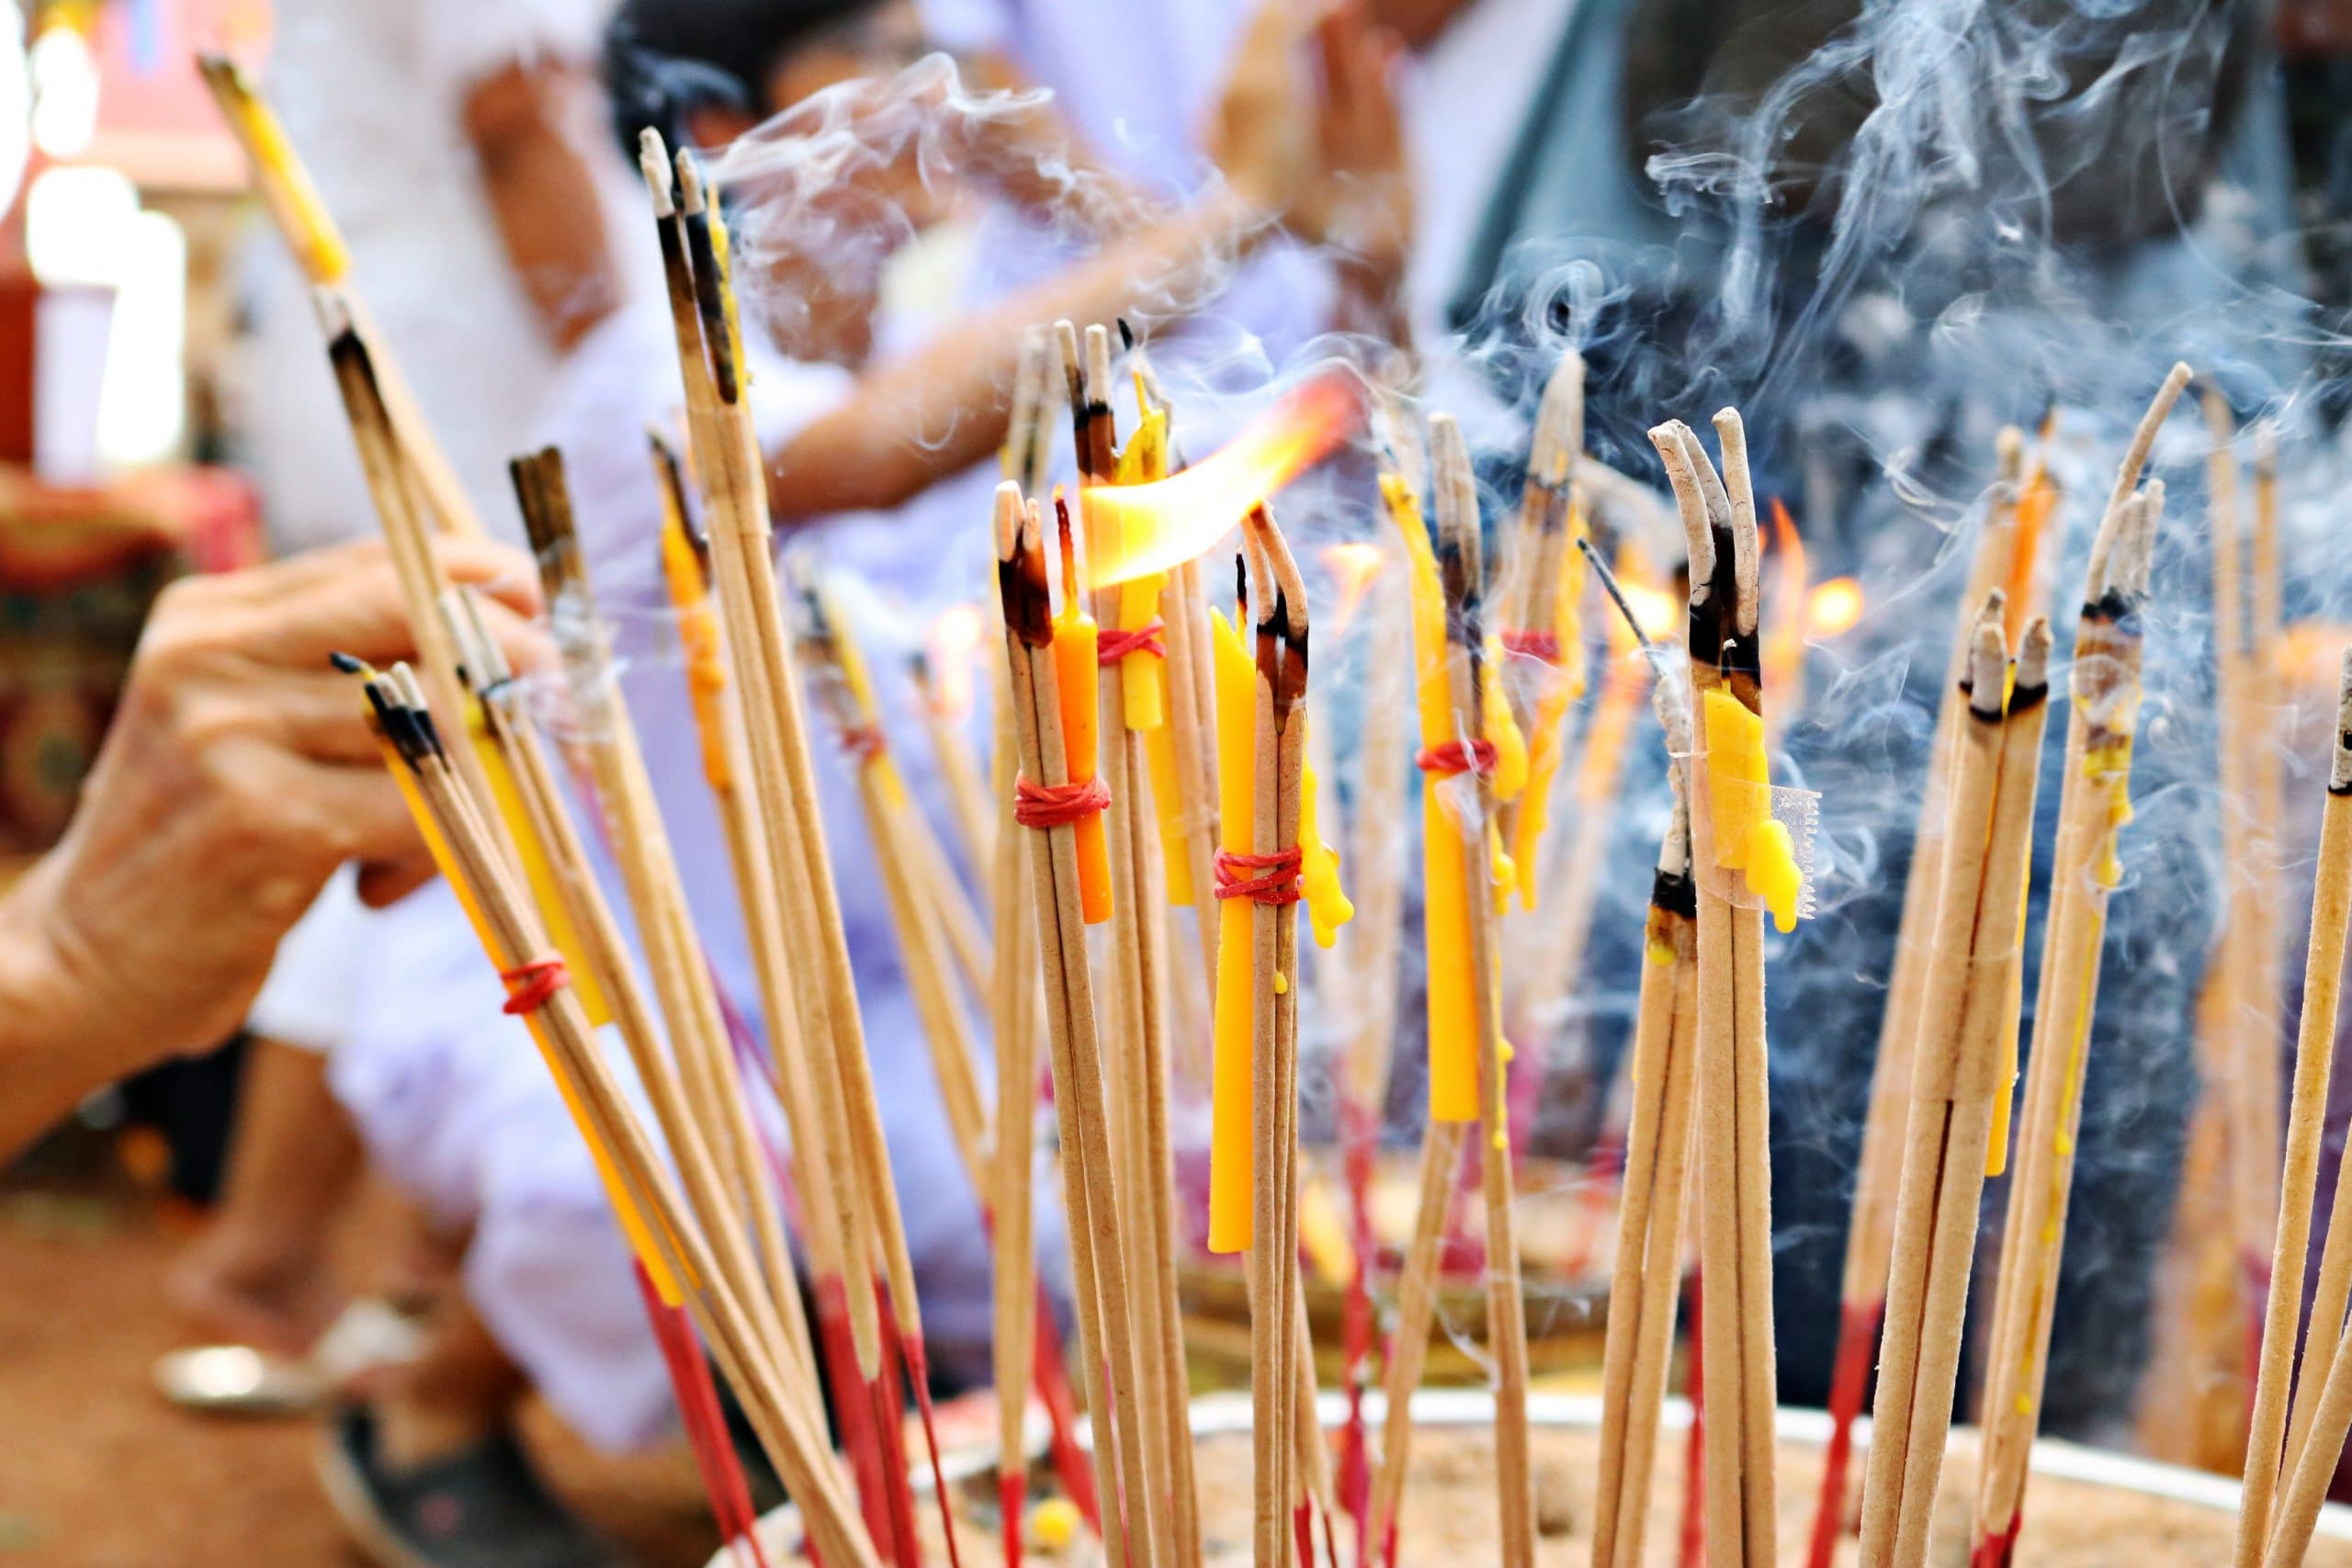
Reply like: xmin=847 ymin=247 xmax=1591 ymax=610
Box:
xmin=500 ymin=957 xmax=571 ymax=1016
xmin=1215 ymin=846 xmax=1303 ymax=905
xmin=1499 ymin=627 xmax=1562 ymax=662
xmin=1415 ymin=739 xmax=1498 ymax=779
xmin=1013 ymin=773 xmax=1111 ymax=829
xmin=1094 ymin=617 xmax=1166 ymax=664
xmin=840 ymin=724 xmax=888 ymax=763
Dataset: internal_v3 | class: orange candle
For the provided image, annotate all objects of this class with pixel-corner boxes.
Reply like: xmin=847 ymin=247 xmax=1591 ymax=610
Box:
xmin=1207 ymin=606 xmax=1258 ymax=1253
xmin=1053 ymin=502 xmax=1113 ymax=923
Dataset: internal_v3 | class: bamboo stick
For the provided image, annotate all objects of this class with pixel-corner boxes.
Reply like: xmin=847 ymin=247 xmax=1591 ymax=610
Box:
xmin=1590 ymin=666 xmax=1701 ymax=1568
xmin=356 ymin=668 xmax=876 ymax=1568
xmin=998 ymin=487 xmax=1158 ymax=1568
xmin=1430 ymin=421 xmax=1538 ymax=1568
xmin=1811 ymin=428 xmax=2025 ymax=1565
xmin=1860 ymin=599 xmax=2051 ymax=1568
xmin=2246 ymin=650 xmax=2352 ymax=1568
xmin=1652 ymin=412 xmax=1781 ymax=1568
xmin=1972 ymin=488 xmax=2165 ymax=1566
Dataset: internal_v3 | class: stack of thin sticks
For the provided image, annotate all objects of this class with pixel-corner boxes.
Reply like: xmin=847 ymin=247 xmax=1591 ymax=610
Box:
xmin=1811 ymin=425 xmax=2032 ymax=1568
xmin=2235 ymin=650 xmax=2352 ymax=1568
xmin=343 ymin=658 xmax=880 ymax=1565
xmin=1589 ymin=614 xmax=1700 ymax=1568
xmin=1652 ymin=410 xmax=1781 ymax=1568
xmin=1367 ymin=412 xmax=1538 ymax=1568
xmin=1856 ymin=591 xmax=2054 ymax=1568
xmin=1969 ymin=382 xmax=2180 ymax=1565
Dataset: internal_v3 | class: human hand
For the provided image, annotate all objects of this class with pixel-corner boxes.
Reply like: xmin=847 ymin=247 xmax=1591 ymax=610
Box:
xmin=1296 ymin=3 xmax=1412 ymax=304
xmin=3 ymin=537 xmax=544 ymax=1080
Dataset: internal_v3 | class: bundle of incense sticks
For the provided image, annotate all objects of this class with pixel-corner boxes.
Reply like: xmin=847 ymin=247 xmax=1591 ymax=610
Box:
xmin=1855 ymin=592 xmax=2053 ymax=1568
xmin=1810 ymin=425 xmax=2031 ymax=1567
xmin=794 ymin=578 xmax=991 ymax=1198
xmin=1367 ymin=412 xmax=1537 ymax=1568
xmin=638 ymin=130 xmax=965 ymax=1568
xmin=1970 ymin=457 xmax=2172 ymax=1567
xmin=2236 ymin=650 xmax=2352 ymax=1568
xmin=1588 ymin=584 xmax=1700 ymax=1568
xmin=1497 ymin=351 xmax=1589 ymax=905
xmin=342 ymin=662 xmax=879 ymax=1565
xmin=1652 ymin=409 xmax=1788 ymax=1568
xmin=310 ymin=181 xmax=835 ymax=1563
xmin=1060 ymin=321 xmax=1203 ymax=1568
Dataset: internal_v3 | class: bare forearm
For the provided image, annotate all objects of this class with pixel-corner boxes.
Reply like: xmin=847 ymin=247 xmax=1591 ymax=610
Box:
xmin=468 ymin=63 xmax=621 ymax=353
xmin=766 ymin=190 xmax=1268 ymax=522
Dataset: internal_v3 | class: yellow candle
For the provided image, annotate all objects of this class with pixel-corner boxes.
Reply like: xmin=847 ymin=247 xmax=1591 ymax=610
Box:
xmin=1144 ymin=721 xmax=1194 ymax=905
xmin=1110 ymin=397 xmax=1170 ymax=730
xmin=1509 ymin=505 xmax=1590 ymax=906
xmin=1700 ymin=687 xmax=1802 ymax=931
xmin=1383 ymin=474 xmax=1479 ymax=1123
xmin=1207 ymin=607 xmax=1258 ymax=1254
xmin=1298 ymin=725 xmax=1352 ymax=949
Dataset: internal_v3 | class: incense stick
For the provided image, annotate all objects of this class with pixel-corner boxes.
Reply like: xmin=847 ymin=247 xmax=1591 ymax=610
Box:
xmin=1590 ymin=667 xmax=1701 ymax=1568
xmin=1652 ymin=412 xmax=1780 ymax=1568
xmin=997 ymin=486 xmax=1159 ymax=1568
xmin=1973 ymin=485 xmax=2165 ymax=1567
xmin=2244 ymin=650 xmax=2352 ymax=1568
xmin=1431 ymin=420 xmax=1539 ymax=1568
xmin=1859 ymin=598 xmax=2051 ymax=1568
xmin=353 ymin=666 xmax=877 ymax=1567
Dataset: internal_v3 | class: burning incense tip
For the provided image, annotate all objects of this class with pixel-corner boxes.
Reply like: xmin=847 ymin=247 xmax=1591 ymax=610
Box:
xmin=329 ymin=650 xmax=368 ymax=676
xmin=1080 ymin=373 xmax=1360 ymax=587
xmin=2335 ymin=648 xmax=2352 ymax=795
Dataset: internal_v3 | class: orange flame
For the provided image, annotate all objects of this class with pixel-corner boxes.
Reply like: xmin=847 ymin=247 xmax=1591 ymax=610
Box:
xmin=1765 ymin=498 xmax=1808 ymax=695
xmin=923 ymin=603 xmax=986 ymax=721
xmin=1807 ymin=577 xmax=1865 ymax=639
xmin=1080 ymin=373 xmax=1360 ymax=588
xmin=1319 ymin=541 xmax=1386 ymax=636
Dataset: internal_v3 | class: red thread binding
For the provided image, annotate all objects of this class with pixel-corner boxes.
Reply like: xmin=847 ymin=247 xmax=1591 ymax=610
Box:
xmin=1215 ymin=846 xmax=1302 ymax=904
xmin=1499 ymin=627 xmax=1562 ymax=661
xmin=840 ymin=725 xmax=888 ymax=762
xmin=1094 ymin=618 xmax=1166 ymax=664
xmin=1013 ymin=773 xmax=1111 ymax=829
xmin=501 ymin=957 xmax=570 ymax=1015
xmin=1415 ymin=739 xmax=1498 ymax=778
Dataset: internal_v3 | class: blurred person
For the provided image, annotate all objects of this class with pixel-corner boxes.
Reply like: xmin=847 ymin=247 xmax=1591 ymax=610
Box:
xmin=175 ymin=0 xmax=644 ymax=1376
xmin=304 ymin=4 xmax=1408 ymax=1559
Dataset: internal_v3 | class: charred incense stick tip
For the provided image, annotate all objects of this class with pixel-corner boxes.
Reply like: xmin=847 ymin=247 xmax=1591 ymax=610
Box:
xmin=674 ymin=149 xmax=708 ymax=217
xmin=991 ymin=479 xmax=1023 ymax=561
xmin=2016 ymin=615 xmax=2054 ymax=695
xmin=329 ymin=650 xmax=368 ymax=676
xmin=1647 ymin=422 xmax=1715 ymax=601
xmin=1713 ymin=407 xmax=1760 ymax=636
xmin=311 ymin=286 xmax=357 ymax=347
xmin=1055 ymin=319 xmax=1081 ymax=389
xmin=2116 ymin=481 xmax=2164 ymax=600
xmin=2334 ymin=647 xmax=2352 ymax=795
xmin=1678 ymin=422 xmax=1732 ymax=538
xmin=1966 ymin=613 xmax=2009 ymax=719
xmin=637 ymin=129 xmax=675 ymax=215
